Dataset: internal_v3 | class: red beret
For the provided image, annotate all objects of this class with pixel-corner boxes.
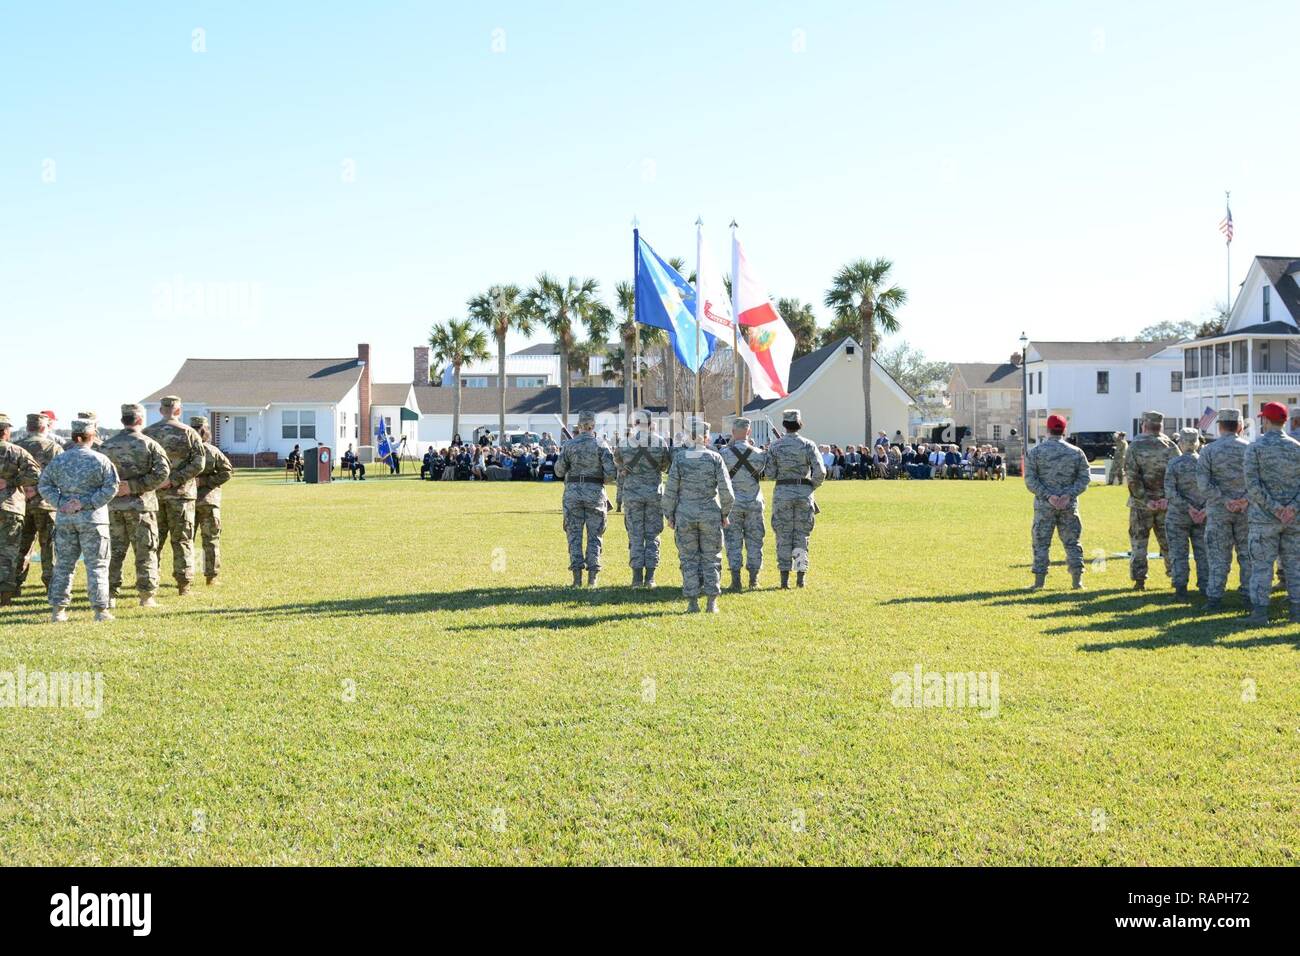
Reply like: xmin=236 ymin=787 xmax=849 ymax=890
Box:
xmin=1260 ymin=401 xmax=1288 ymax=424
xmin=1046 ymin=414 xmax=1067 ymax=431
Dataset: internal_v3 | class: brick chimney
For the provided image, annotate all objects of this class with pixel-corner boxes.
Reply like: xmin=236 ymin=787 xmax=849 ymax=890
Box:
xmin=413 ymin=345 xmax=430 ymax=385
xmin=1011 ymin=351 xmax=1023 ymax=366
xmin=358 ymin=343 xmax=372 ymax=447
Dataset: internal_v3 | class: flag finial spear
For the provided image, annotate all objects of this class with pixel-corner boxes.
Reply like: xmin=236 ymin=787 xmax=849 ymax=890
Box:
xmin=695 ymin=215 xmax=703 ymax=227
xmin=631 ymin=215 xmax=639 ymax=228
xmin=729 ymin=219 xmax=738 ymax=229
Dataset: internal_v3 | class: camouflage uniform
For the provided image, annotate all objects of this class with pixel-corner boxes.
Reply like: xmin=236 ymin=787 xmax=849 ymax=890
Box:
xmin=1197 ymin=419 xmax=1252 ymax=601
xmin=554 ymin=412 xmax=615 ymax=582
xmin=38 ymin=433 xmax=120 ymax=611
xmin=1243 ymin=428 xmax=1300 ymax=611
xmin=100 ymin=409 xmax=170 ymax=599
xmin=662 ymin=422 xmax=735 ymax=601
xmin=14 ymin=414 xmax=61 ymax=593
xmin=612 ymin=416 xmax=670 ymax=581
xmin=1023 ymin=433 xmax=1090 ymax=581
xmin=0 ymin=417 xmax=42 ymax=601
xmin=718 ymin=423 xmax=767 ymax=578
xmin=1124 ymin=417 xmax=1178 ymax=583
xmin=1108 ymin=434 xmax=1128 ymax=485
xmin=1163 ymin=429 xmax=1208 ymax=592
xmin=194 ymin=428 xmax=234 ymax=582
xmin=142 ymin=398 xmax=207 ymax=589
xmin=763 ymin=410 xmax=827 ymax=580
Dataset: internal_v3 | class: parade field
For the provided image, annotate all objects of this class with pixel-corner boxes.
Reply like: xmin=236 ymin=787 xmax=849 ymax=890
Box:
xmin=1 ymin=472 xmax=1296 ymax=866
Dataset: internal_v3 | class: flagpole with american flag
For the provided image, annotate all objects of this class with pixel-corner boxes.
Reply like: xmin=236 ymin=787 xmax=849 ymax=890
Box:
xmin=1219 ymin=191 xmax=1233 ymax=308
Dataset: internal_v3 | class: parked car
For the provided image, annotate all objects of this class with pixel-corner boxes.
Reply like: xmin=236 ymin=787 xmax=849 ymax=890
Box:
xmin=1069 ymin=431 xmax=1117 ymax=462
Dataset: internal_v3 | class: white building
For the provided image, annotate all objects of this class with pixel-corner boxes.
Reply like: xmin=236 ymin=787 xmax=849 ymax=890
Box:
xmin=412 ymin=383 xmax=628 ymax=446
xmin=743 ymin=337 xmax=914 ymax=447
xmin=439 ymin=342 xmax=617 ymax=388
xmin=1175 ymin=255 xmax=1300 ymax=438
xmin=1023 ymin=340 xmax=1187 ymax=442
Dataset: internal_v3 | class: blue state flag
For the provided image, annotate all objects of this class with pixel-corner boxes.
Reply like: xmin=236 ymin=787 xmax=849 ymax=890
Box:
xmin=376 ymin=418 xmax=393 ymax=461
xmin=634 ymin=234 xmax=715 ymax=373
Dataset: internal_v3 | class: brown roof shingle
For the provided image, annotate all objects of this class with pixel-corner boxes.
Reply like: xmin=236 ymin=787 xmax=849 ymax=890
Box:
xmin=141 ymin=358 xmax=363 ymax=407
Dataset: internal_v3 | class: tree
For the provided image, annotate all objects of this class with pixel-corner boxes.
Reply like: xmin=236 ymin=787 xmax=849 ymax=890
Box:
xmin=776 ymin=298 xmax=819 ymax=358
xmin=824 ymin=258 xmax=907 ymax=444
xmin=467 ymin=284 xmax=531 ymax=443
xmin=1109 ymin=319 xmax=1199 ymax=343
xmin=877 ymin=341 xmax=951 ymax=419
xmin=1196 ymin=301 xmax=1231 ymax=338
xmin=523 ymin=273 xmax=601 ymax=429
xmin=428 ymin=318 xmax=491 ymax=443
xmin=613 ymin=280 xmax=637 ymax=412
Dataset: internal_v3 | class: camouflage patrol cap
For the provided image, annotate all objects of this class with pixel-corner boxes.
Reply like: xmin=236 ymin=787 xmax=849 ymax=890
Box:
xmin=160 ymin=395 xmax=182 ymax=409
xmin=121 ymin=403 xmax=144 ymax=419
xmin=77 ymin=410 xmax=98 ymax=421
xmin=1177 ymin=427 xmax=1201 ymax=449
xmin=783 ymin=409 xmax=803 ymax=425
xmin=577 ymin=410 xmax=596 ymax=427
xmin=1141 ymin=411 xmax=1163 ymax=426
xmin=189 ymin=415 xmax=209 ymax=429
xmin=688 ymin=416 xmax=710 ymax=438
xmin=732 ymin=416 xmax=751 ymax=431
xmin=26 ymin=413 xmax=48 ymax=430
xmin=1217 ymin=408 xmax=1241 ymax=423
xmin=70 ymin=418 xmax=95 ymax=436
xmin=0 ymin=413 xmax=11 ymax=429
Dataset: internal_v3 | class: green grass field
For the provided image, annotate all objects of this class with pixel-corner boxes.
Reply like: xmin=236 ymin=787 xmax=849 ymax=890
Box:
xmin=1 ymin=471 xmax=1296 ymax=865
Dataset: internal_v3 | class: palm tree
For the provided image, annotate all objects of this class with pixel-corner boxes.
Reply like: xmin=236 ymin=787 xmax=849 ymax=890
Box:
xmin=777 ymin=298 xmax=820 ymax=358
xmin=824 ymin=258 xmax=907 ymax=445
xmin=428 ymin=318 xmax=491 ymax=443
xmin=614 ymin=280 xmax=637 ymax=412
xmin=467 ymin=284 xmax=531 ymax=442
xmin=602 ymin=346 xmax=626 ymax=385
xmin=523 ymin=273 xmax=601 ymax=430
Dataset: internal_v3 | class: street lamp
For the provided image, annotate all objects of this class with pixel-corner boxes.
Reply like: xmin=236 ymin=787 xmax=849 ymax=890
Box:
xmin=1019 ymin=331 xmax=1029 ymax=448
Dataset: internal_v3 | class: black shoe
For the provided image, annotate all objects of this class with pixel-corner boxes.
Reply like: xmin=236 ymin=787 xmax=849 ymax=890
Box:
xmin=1030 ymin=573 xmax=1046 ymax=591
xmin=1204 ymin=597 xmax=1221 ymax=612
xmin=1132 ymin=579 xmax=1145 ymax=591
xmin=779 ymin=571 xmax=790 ymax=589
xmin=631 ymin=567 xmax=643 ymax=588
xmin=1174 ymin=586 xmax=1188 ymax=599
xmin=1247 ymin=605 xmax=1269 ymax=626
xmin=796 ymin=572 xmax=806 ymax=588
xmin=748 ymin=570 xmax=759 ymax=589
xmin=730 ymin=570 xmax=742 ymax=591
xmin=570 ymin=570 xmax=583 ymax=588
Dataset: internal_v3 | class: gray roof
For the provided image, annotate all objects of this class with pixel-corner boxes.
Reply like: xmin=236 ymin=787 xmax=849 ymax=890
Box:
xmin=1028 ymin=341 xmax=1174 ymax=361
xmin=370 ymin=383 xmax=416 ymax=407
xmin=1255 ymin=256 xmax=1300 ymax=323
xmin=952 ymin=362 xmax=1021 ymax=388
xmin=1190 ymin=320 xmax=1300 ymax=342
xmin=412 ymin=385 xmax=626 ymax=416
xmin=510 ymin=341 xmax=619 ymax=356
xmin=142 ymin=358 xmax=363 ymax=407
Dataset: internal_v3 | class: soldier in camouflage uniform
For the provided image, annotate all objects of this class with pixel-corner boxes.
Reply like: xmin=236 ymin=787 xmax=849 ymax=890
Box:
xmin=663 ymin=417 xmax=735 ymax=613
xmin=0 ymin=414 xmax=42 ymax=607
xmin=192 ymin=416 xmax=234 ymax=585
xmin=1164 ymin=427 xmax=1208 ymax=599
xmin=100 ymin=403 xmax=170 ymax=608
xmin=612 ymin=410 xmax=670 ymax=588
xmin=143 ymin=395 xmax=207 ymax=594
xmin=38 ymin=419 xmax=120 ymax=622
xmin=719 ymin=416 xmax=767 ymax=590
xmin=15 ymin=412 xmax=62 ymax=595
xmin=1024 ymin=413 xmax=1090 ymax=590
xmin=1107 ymin=431 xmax=1128 ymax=485
xmin=1243 ymin=402 xmax=1300 ymax=624
xmin=763 ymin=409 xmax=826 ymax=589
xmin=1125 ymin=410 xmax=1178 ymax=590
xmin=1197 ymin=408 xmax=1252 ymax=610
xmin=554 ymin=409 xmax=615 ymax=587
xmin=75 ymin=411 xmax=105 ymax=448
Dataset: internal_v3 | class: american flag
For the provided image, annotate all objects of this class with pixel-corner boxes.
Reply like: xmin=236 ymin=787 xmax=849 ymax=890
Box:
xmin=1219 ymin=207 xmax=1233 ymax=243
xmin=1198 ymin=406 xmax=1216 ymax=432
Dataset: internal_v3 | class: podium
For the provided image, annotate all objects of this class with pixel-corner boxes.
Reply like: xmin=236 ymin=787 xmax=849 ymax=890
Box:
xmin=305 ymin=446 xmax=333 ymax=484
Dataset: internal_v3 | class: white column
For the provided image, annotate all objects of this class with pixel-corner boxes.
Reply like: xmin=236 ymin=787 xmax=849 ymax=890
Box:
xmin=1246 ymin=336 xmax=1254 ymax=440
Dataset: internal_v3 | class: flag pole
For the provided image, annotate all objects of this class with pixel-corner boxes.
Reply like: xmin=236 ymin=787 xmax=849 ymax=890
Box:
xmin=730 ymin=219 xmax=741 ymax=420
xmin=632 ymin=216 xmax=640 ymax=415
xmin=694 ymin=216 xmax=703 ymax=418
xmin=1224 ymin=190 xmax=1232 ymax=309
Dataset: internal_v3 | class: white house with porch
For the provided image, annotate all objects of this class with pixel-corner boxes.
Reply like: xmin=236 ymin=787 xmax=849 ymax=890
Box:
xmin=1176 ymin=255 xmax=1300 ymax=438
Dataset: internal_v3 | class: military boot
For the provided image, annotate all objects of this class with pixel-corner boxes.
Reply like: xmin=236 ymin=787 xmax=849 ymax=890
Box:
xmin=177 ymin=582 xmax=191 ymax=596
xmin=796 ymin=572 xmax=806 ymax=588
xmin=643 ymin=569 xmax=656 ymax=589
xmin=1071 ymin=570 xmax=1084 ymax=590
xmin=780 ymin=571 xmax=790 ymax=589
xmin=587 ymin=570 xmax=600 ymax=588
xmin=631 ymin=567 xmax=644 ymax=588
xmin=94 ymin=608 xmax=115 ymax=623
xmin=1204 ymin=597 xmax=1221 ymax=612
xmin=206 ymin=576 xmax=220 ymax=588
xmin=1290 ymin=603 xmax=1300 ymax=623
xmin=0 ymin=592 xmax=13 ymax=608
xmin=1132 ymin=578 xmax=1145 ymax=591
xmin=1174 ymin=585 xmax=1188 ymax=599
xmin=140 ymin=594 xmax=159 ymax=608
xmin=705 ymin=596 xmax=718 ymax=613
xmin=570 ymin=570 xmax=583 ymax=588
xmin=748 ymin=570 xmax=759 ymax=589
xmin=686 ymin=597 xmax=699 ymax=613
xmin=51 ymin=607 xmax=69 ymax=624
xmin=730 ymin=570 xmax=742 ymax=591
xmin=1247 ymin=605 xmax=1270 ymax=626
xmin=1030 ymin=573 xmax=1046 ymax=591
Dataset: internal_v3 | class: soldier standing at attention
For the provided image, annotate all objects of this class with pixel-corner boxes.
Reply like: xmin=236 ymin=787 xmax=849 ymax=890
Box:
xmin=75 ymin=411 xmax=105 ymax=448
xmin=662 ymin=417 xmax=734 ymax=613
xmin=101 ymin=404 xmax=170 ymax=608
xmin=613 ymin=410 xmax=670 ymax=588
xmin=1164 ymin=427 xmax=1209 ymax=599
xmin=15 ymin=412 xmax=62 ymax=596
xmin=555 ymin=409 xmax=615 ymax=587
xmin=1125 ymin=411 xmax=1178 ymax=590
xmin=719 ymin=416 xmax=768 ymax=590
xmin=143 ymin=395 xmax=207 ymax=595
xmin=0 ymin=414 xmax=42 ymax=608
xmin=763 ymin=409 xmax=826 ymax=589
xmin=1024 ymin=413 xmax=1090 ymax=590
xmin=191 ymin=416 xmax=234 ymax=587
xmin=1243 ymin=402 xmax=1300 ymax=624
xmin=38 ymin=418 xmax=120 ymax=623
xmin=1197 ymin=408 xmax=1252 ymax=611
xmin=1108 ymin=431 xmax=1128 ymax=485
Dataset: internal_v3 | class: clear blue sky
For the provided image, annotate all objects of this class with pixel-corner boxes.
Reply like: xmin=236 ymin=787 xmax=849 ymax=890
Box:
xmin=2 ymin=0 xmax=1297 ymax=421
